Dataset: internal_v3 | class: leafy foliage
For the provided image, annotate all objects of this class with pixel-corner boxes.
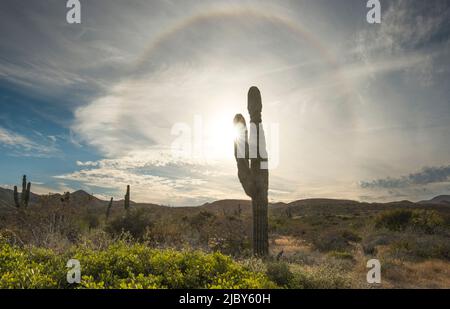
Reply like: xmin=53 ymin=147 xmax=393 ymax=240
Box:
xmin=265 ymin=261 xmax=293 ymax=287
xmin=105 ymin=209 xmax=152 ymax=239
xmin=375 ymin=209 xmax=445 ymax=233
xmin=0 ymin=238 xmax=275 ymax=289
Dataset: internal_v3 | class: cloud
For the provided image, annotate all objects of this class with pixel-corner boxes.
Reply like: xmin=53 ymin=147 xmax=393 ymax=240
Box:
xmin=360 ymin=165 xmax=450 ymax=189
xmin=65 ymin=0 xmax=450 ymax=205
xmin=2 ymin=0 xmax=448 ymax=205
xmin=76 ymin=160 xmax=99 ymax=167
xmin=0 ymin=0 xmax=143 ymax=104
xmin=354 ymin=0 xmax=450 ymax=85
xmin=54 ymin=152 xmax=247 ymax=205
xmin=56 ymin=152 xmax=297 ymax=205
xmin=0 ymin=126 xmax=59 ymax=158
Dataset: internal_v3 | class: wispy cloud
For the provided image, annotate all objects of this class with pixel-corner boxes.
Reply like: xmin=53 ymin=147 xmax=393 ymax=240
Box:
xmin=0 ymin=126 xmax=59 ymax=158
xmin=354 ymin=0 xmax=450 ymax=85
xmin=76 ymin=160 xmax=99 ymax=167
xmin=55 ymin=152 xmax=246 ymax=205
xmin=360 ymin=165 xmax=450 ymax=189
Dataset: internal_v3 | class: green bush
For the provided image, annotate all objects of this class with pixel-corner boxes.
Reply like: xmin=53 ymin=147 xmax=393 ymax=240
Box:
xmin=375 ymin=209 xmax=445 ymax=233
xmin=288 ymin=265 xmax=352 ymax=289
xmin=105 ymin=209 xmax=153 ymax=239
xmin=0 ymin=239 xmax=275 ymax=289
xmin=388 ymin=234 xmax=450 ymax=261
xmin=328 ymin=251 xmax=354 ymax=260
xmin=0 ymin=243 xmax=58 ymax=288
xmin=362 ymin=233 xmax=392 ymax=255
xmin=265 ymin=261 xmax=293 ymax=287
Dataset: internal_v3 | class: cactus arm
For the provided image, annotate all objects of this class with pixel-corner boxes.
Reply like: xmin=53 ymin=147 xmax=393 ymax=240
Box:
xmin=233 ymin=114 xmax=255 ymax=198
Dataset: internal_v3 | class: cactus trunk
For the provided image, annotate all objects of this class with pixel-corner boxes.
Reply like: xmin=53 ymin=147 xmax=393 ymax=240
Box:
xmin=25 ymin=182 xmax=31 ymax=207
xmin=106 ymin=197 xmax=113 ymax=219
xmin=13 ymin=186 xmax=20 ymax=208
xmin=124 ymin=185 xmax=130 ymax=211
xmin=234 ymin=87 xmax=269 ymax=257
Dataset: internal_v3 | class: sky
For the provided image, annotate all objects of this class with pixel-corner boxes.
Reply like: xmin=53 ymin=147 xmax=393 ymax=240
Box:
xmin=0 ymin=0 xmax=449 ymax=205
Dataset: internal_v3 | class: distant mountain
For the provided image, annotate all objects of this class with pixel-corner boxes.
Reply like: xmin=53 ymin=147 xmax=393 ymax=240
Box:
xmin=419 ymin=195 xmax=450 ymax=205
xmin=1 ymin=186 xmax=448 ymax=215
xmin=0 ymin=187 xmax=105 ymax=209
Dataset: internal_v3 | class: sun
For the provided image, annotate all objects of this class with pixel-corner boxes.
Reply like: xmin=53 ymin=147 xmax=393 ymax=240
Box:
xmin=232 ymin=125 xmax=242 ymax=141
xmin=202 ymin=109 xmax=244 ymax=161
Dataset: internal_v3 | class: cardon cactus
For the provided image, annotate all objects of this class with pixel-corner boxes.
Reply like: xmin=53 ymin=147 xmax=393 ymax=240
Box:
xmin=13 ymin=175 xmax=31 ymax=208
xmin=124 ymin=185 xmax=130 ymax=211
xmin=233 ymin=86 xmax=269 ymax=256
xmin=106 ymin=197 xmax=113 ymax=219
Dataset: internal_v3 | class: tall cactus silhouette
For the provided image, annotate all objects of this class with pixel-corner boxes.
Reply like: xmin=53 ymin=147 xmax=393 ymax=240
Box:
xmin=233 ymin=86 xmax=269 ymax=256
xmin=124 ymin=185 xmax=130 ymax=211
xmin=106 ymin=197 xmax=113 ymax=219
xmin=13 ymin=175 xmax=31 ymax=208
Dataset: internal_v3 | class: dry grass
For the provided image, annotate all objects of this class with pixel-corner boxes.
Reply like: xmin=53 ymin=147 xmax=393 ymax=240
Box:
xmin=381 ymin=259 xmax=450 ymax=288
xmin=270 ymin=236 xmax=310 ymax=255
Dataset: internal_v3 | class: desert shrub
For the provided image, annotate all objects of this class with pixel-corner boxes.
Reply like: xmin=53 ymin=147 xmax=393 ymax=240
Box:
xmin=375 ymin=209 xmax=445 ymax=234
xmin=105 ymin=209 xmax=152 ymax=239
xmin=2 ymin=205 xmax=83 ymax=247
xmin=362 ymin=233 xmax=393 ymax=255
xmin=0 ymin=239 xmax=62 ymax=288
xmin=375 ymin=209 xmax=413 ymax=231
xmin=410 ymin=210 xmax=446 ymax=234
xmin=328 ymin=251 xmax=354 ymax=260
xmin=341 ymin=230 xmax=362 ymax=242
xmin=0 ymin=238 xmax=275 ymax=289
xmin=208 ymin=215 xmax=250 ymax=257
xmin=313 ymin=229 xmax=361 ymax=252
xmin=388 ymin=234 xmax=450 ymax=261
xmin=285 ymin=250 xmax=321 ymax=266
xmin=84 ymin=211 xmax=100 ymax=231
xmin=77 ymin=229 xmax=117 ymax=250
xmin=188 ymin=211 xmax=216 ymax=243
xmin=265 ymin=261 xmax=293 ymax=287
xmin=144 ymin=220 xmax=187 ymax=248
xmin=288 ymin=264 xmax=352 ymax=289
xmin=239 ymin=257 xmax=267 ymax=273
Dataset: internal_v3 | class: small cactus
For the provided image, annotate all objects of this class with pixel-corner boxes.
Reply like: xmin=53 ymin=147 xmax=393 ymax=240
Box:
xmin=106 ymin=197 xmax=113 ymax=219
xmin=13 ymin=175 xmax=31 ymax=208
xmin=235 ymin=203 xmax=242 ymax=218
xmin=13 ymin=186 xmax=19 ymax=208
xmin=286 ymin=206 xmax=293 ymax=218
xmin=233 ymin=87 xmax=269 ymax=257
xmin=124 ymin=185 xmax=130 ymax=211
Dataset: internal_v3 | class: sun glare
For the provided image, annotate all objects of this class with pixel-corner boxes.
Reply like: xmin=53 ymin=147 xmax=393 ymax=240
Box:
xmin=232 ymin=125 xmax=242 ymax=141
xmin=202 ymin=109 xmax=242 ymax=161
